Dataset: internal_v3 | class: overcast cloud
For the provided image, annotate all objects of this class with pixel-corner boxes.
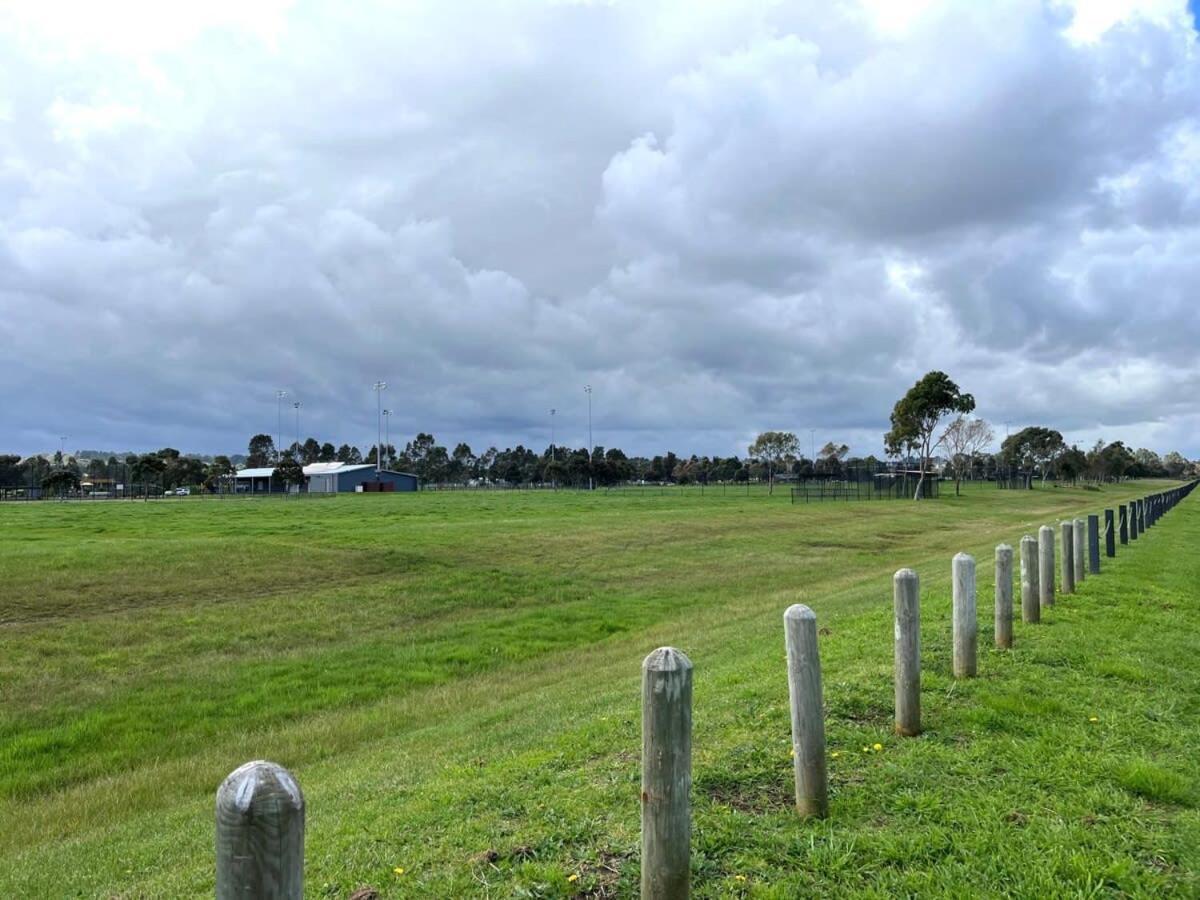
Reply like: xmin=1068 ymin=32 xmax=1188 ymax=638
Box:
xmin=2 ymin=0 xmax=1199 ymax=459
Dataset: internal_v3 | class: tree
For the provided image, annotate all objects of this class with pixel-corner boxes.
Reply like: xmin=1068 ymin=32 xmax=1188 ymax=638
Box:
xmin=207 ymin=455 xmax=235 ymax=492
xmin=941 ymin=417 xmax=995 ymax=496
xmin=816 ymin=442 xmax=850 ymax=477
xmin=1057 ymin=445 xmax=1088 ymax=484
xmin=131 ymin=453 xmax=166 ymax=495
xmin=247 ymin=434 xmax=276 ymax=468
xmin=884 ymin=371 xmax=975 ymax=500
xmin=274 ymin=452 xmax=306 ymax=490
xmin=318 ymin=442 xmax=337 ymax=463
xmin=1000 ymin=426 xmax=1064 ymax=483
xmin=301 ymin=438 xmax=322 ymax=464
xmin=747 ymin=431 xmax=801 ymax=495
xmin=1163 ymin=451 xmax=1189 ymax=479
xmin=42 ymin=468 xmax=80 ymax=495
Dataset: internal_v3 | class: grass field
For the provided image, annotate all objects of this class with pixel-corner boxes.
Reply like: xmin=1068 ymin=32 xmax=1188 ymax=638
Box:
xmin=1 ymin=481 xmax=1196 ymax=897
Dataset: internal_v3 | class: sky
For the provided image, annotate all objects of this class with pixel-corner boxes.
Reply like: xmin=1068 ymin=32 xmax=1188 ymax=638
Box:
xmin=1 ymin=0 xmax=1199 ymax=461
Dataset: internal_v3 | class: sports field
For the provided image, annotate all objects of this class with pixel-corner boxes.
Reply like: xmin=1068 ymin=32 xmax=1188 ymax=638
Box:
xmin=1 ymin=481 xmax=1196 ymax=897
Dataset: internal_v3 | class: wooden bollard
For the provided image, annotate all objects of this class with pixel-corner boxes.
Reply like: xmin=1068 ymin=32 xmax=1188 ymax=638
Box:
xmin=995 ymin=544 xmax=1013 ymax=649
xmin=1119 ymin=505 xmax=1129 ymax=544
xmin=1061 ymin=521 xmax=1075 ymax=595
xmin=1037 ymin=525 xmax=1054 ymax=610
xmin=952 ymin=553 xmax=977 ymax=677
xmin=894 ymin=568 xmax=921 ymax=736
xmin=1087 ymin=515 xmax=1100 ymax=574
xmin=1073 ymin=517 xmax=1086 ymax=584
xmin=1104 ymin=509 xmax=1115 ymax=557
xmin=1020 ymin=535 xmax=1040 ymax=624
xmin=784 ymin=605 xmax=827 ymax=818
xmin=642 ymin=647 xmax=692 ymax=899
xmin=1130 ymin=502 xmax=1139 ymax=540
xmin=216 ymin=760 xmax=305 ymax=900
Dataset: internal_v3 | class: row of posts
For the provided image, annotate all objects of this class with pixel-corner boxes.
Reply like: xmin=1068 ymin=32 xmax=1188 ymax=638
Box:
xmin=211 ymin=482 xmax=1196 ymax=899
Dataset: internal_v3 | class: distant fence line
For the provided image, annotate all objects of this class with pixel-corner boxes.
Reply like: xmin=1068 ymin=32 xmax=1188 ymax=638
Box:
xmin=212 ymin=480 xmax=1196 ymax=896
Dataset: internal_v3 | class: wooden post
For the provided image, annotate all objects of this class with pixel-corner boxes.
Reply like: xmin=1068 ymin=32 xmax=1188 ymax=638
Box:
xmin=642 ymin=646 xmax=692 ymax=899
xmin=1020 ymin=535 xmax=1040 ymax=624
xmin=1073 ymin=517 xmax=1086 ymax=584
xmin=894 ymin=568 xmax=921 ymax=736
xmin=1119 ymin=504 xmax=1129 ymax=544
xmin=995 ymin=544 xmax=1013 ymax=649
xmin=1104 ymin=509 xmax=1115 ymax=557
xmin=952 ymin=553 xmax=977 ymax=677
xmin=1130 ymin=502 xmax=1139 ymax=540
xmin=1037 ymin=525 xmax=1054 ymax=610
xmin=1087 ymin=514 xmax=1100 ymax=574
xmin=216 ymin=760 xmax=305 ymax=900
xmin=1060 ymin=521 xmax=1075 ymax=594
xmin=784 ymin=605 xmax=827 ymax=818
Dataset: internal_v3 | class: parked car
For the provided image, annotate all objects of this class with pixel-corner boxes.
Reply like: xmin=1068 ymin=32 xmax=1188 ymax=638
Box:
xmin=174 ymin=487 xmax=190 ymax=496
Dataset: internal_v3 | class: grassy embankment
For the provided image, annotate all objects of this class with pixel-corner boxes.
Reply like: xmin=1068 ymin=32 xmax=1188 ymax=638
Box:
xmin=0 ymin=480 xmax=1195 ymax=896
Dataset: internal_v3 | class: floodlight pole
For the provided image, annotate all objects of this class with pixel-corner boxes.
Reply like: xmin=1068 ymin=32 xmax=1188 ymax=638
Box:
xmin=584 ymin=385 xmax=593 ymax=491
xmin=275 ymin=390 xmax=287 ymax=462
xmin=373 ymin=382 xmax=387 ymax=473
xmin=293 ymin=401 xmax=301 ymax=458
xmin=383 ymin=409 xmax=390 ymax=469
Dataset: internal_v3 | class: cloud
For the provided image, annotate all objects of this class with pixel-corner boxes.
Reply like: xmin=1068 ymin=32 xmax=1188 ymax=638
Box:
xmin=1 ymin=0 xmax=1199 ymax=459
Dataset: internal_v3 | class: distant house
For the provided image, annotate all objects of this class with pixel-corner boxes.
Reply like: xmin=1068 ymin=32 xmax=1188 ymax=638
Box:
xmin=234 ymin=462 xmax=418 ymax=494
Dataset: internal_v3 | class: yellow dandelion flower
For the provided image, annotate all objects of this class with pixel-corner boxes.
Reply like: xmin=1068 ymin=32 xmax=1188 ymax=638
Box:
xmin=394 ymin=867 xmax=405 ymax=875
xmin=873 ymin=743 xmax=883 ymax=752
xmin=1089 ymin=716 xmax=1099 ymax=723
xmin=862 ymin=746 xmax=869 ymax=752
xmin=568 ymin=873 xmax=579 ymax=882
xmin=831 ymin=751 xmax=840 ymax=758
xmin=734 ymin=874 xmax=747 ymax=881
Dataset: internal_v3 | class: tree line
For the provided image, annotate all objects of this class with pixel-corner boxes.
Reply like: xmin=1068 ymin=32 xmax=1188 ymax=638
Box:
xmin=2 ymin=372 xmax=1195 ymax=495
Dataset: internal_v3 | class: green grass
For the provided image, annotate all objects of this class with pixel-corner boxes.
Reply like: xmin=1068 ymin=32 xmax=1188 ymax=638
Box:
xmin=1 ymin=481 xmax=1196 ymax=897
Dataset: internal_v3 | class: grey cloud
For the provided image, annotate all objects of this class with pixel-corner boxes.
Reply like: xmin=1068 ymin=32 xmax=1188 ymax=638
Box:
xmin=2 ymin=0 xmax=1199 ymax=459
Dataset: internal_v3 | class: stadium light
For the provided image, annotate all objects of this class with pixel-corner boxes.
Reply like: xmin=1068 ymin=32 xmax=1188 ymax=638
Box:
xmin=584 ymin=385 xmax=593 ymax=491
xmin=373 ymin=382 xmax=387 ymax=473
xmin=275 ymin=390 xmax=287 ymax=462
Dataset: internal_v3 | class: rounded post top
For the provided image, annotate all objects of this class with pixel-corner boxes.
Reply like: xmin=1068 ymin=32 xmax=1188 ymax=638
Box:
xmin=784 ymin=603 xmax=816 ymax=623
xmin=1038 ymin=524 xmax=1053 ymax=535
xmin=952 ymin=552 xmax=975 ymax=564
xmin=996 ymin=543 xmax=1013 ymax=552
xmin=642 ymin=646 xmax=692 ymax=673
xmin=1021 ymin=533 xmax=1037 ymax=544
xmin=216 ymin=760 xmax=304 ymax=817
xmin=893 ymin=567 xmax=918 ymax=584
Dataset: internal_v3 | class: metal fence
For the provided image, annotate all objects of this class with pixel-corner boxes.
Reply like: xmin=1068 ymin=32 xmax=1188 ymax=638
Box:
xmin=790 ymin=472 xmax=940 ymax=503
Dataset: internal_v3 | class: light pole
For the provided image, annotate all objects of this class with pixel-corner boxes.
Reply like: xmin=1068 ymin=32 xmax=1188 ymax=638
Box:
xmin=293 ymin=401 xmax=301 ymax=458
xmin=275 ymin=390 xmax=287 ymax=462
xmin=372 ymin=381 xmax=387 ymax=473
xmin=58 ymin=435 xmax=67 ymax=467
xmin=382 ymin=409 xmax=391 ymax=469
xmin=584 ymin=385 xmax=593 ymax=491
xmin=810 ymin=429 xmax=815 ymax=465
xmin=550 ymin=408 xmax=557 ymax=489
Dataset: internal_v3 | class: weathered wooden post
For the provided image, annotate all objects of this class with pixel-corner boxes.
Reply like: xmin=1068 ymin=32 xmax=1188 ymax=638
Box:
xmin=995 ymin=544 xmax=1013 ymax=649
xmin=1087 ymin=515 xmax=1100 ymax=574
xmin=952 ymin=553 xmax=977 ymax=677
xmin=1020 ymin=535 xmax=1040 ymax=624
xmin=1073 ymin=517 xmax=1086 ymax=584
xmin=1104 ymin=509 xmax=1115 ymax=558
xmin=894 ymin=568 xmax=921 ymax=736
xmin=1130 ymin=502 xmax=1139 ymax=541
xmin=784 ymin=605 xmax=827 ymax=818
xmin=1037 ymin=525 xmax=1054 ymax=610
xmin=642 ymin=646 xmax=692 ymax=899
xmin=216 ymin=760 xmax=305 ymax=900
xmin=1061 ymin=521 xmax=1075 ymax=594
xmin=1120 ymin=504 xmax=1129 ymax=544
